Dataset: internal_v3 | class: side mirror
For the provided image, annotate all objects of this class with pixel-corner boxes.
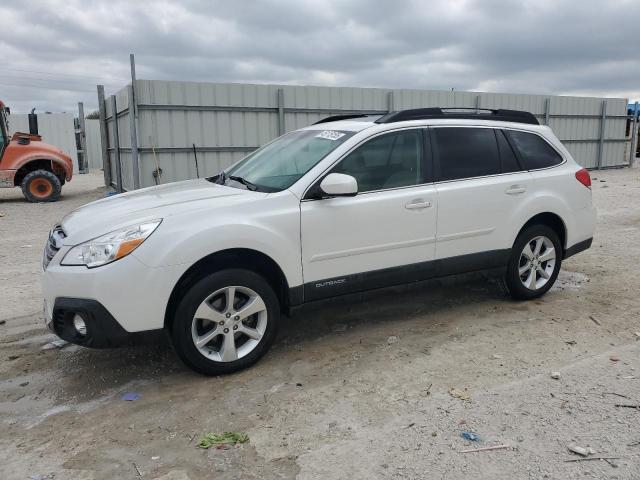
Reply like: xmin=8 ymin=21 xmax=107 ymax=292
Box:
xmin=319 ymin=173 xmax=358 ymax=197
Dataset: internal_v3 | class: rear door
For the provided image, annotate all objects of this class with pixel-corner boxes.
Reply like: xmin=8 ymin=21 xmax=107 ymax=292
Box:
xmin=300 ymin=128 xmax=438 ymax=300
xmin=432 ymin=126 xmax=533 ymax=266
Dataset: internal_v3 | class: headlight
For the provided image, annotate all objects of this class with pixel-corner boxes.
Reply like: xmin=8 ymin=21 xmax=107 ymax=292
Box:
xmin=61 ymin=220 xmax=161 ymax=268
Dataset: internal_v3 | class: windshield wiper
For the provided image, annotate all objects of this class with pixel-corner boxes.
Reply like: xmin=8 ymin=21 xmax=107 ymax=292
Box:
xmin=215 ymin=170 xmax=227 ymax=185
xmin=228 ymin=175 xmax=258 ymax=191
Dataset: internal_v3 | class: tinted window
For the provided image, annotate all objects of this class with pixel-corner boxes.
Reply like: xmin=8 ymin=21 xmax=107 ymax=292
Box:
xmin=496 ymin=129 xmax=521 ymax=173
xmin=332 ymin=129 xmax=424 ymax=192
xmin=434 ymin=127 xmax=499 ymax=181
xmin=507 ymin=130 xmax=563 ymax=170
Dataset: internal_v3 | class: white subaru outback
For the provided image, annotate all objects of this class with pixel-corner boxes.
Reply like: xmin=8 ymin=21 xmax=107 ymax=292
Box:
xmin=42 ymin=108 xmax=596 ymax=375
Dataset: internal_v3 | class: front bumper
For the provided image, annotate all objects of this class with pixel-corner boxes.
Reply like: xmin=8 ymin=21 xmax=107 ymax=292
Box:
xmin=42 ymin=247 xmax=187 ymax=338
xmin=49 ymin=297 xmax=162 ymax=348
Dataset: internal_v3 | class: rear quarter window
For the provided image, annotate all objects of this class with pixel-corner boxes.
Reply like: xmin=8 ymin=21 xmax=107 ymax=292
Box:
xmin=507 ymin=130 xmax=563 ymax=170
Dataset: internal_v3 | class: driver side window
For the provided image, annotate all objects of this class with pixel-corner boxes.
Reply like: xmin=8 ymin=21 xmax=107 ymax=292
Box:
xmin=331 ymin=129 xmax=425 ymax=193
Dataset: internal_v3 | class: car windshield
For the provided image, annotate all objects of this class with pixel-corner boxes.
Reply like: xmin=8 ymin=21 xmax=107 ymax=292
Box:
xmin=220 ymin=129 xmax=355 ymax=192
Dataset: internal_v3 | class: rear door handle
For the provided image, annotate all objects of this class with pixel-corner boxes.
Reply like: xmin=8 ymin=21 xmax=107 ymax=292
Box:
xmin=505 ymin=185 xmax=526 ymax=195
xmin=405 ymin=199 xmax=432 ymax=210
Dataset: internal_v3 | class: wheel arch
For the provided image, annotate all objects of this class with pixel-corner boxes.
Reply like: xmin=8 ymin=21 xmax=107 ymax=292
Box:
xmin=14 ymin=158 xmax=70 ymax=186
xmin=515 ymin=212 xmax=567 ymax=251
xmin=164 ymin=248 xmax=292 ymax=332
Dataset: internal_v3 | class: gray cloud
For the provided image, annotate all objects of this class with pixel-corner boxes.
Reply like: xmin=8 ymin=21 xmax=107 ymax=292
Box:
xmin=0 ymin=0 xmax=638 ymax=114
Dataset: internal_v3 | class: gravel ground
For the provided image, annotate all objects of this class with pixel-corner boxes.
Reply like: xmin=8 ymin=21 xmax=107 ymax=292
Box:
xmin=0 ymin=168 xmax=639 ymax=480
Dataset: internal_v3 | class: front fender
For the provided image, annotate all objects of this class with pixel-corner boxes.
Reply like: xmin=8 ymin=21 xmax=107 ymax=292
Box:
xmin=132 ymin=193 xmax=303 ymax=288
xmin=14 ymin=152 xmax=73 ymax=181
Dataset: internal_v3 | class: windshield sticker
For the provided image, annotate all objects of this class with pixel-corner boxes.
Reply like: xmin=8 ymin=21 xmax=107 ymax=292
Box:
xmin=315 ymin=130 xmax=346 ymax=141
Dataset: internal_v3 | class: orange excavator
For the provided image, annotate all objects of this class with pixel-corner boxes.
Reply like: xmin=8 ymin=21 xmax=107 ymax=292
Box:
xmin=0 ymin=100 xmax=73 ymax=202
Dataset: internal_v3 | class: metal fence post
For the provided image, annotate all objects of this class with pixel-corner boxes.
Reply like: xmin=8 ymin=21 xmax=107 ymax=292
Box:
xmin=129 ymin=53 xmax=140 ymax=189
xmin=544 ymin=98 xmax=550 ymax=126
xmin=110 ymin=95 xmax=124 ymax=192
xmin=128 ymin=85 xmax=141 ymax=189
xmin=77 ymin=102 xmax=88 ymax=174
xmin=597 ymin=99 xmax=607 ymax=170
xmin=277 ymin=88 xmax=285 ymax=136
xmin=387 ymin=91 xmax=395 ymax=112
xmin=475 ymin=95 xmax=481 ymax=112
xmin=630 ymin=101 xmax=639 ymax=168
xmin=130 ymin=53 xmax=138 ymax=119
xmin=97 ymin=85 xmax=111 ymax=186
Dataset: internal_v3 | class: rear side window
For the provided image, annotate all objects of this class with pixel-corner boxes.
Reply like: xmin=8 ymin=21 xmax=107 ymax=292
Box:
xmin=496 ymin=129 xmax=521 ymax=173
xmin=507 ymin=130 xmax=563 ymax=170
xmin=434 ymin=127 xmax=499 ymax=181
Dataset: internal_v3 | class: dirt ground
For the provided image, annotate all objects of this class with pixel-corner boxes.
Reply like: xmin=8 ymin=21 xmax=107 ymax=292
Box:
xmin=1 ymin=168 xmax=639 ymax=480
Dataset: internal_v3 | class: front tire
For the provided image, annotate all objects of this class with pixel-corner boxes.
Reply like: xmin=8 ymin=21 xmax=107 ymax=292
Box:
xmin=21 ymin=169 xmax=62 ymax=202
xmin=171 ymin=269 xmax=280 ymax=376
xmin=505 ymin=225 xmax=562 ymax=300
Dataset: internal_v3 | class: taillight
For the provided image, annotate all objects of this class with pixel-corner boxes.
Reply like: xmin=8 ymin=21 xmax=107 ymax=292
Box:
xmin=575 ymin=168 xmax=591 ymax=189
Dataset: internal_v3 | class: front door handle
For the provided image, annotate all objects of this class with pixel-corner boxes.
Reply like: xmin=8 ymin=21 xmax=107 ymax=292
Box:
xmin=505 ymin=185 xmax=526 ymax=195
xmin=405 ymin=199 xmax=432 ymax=210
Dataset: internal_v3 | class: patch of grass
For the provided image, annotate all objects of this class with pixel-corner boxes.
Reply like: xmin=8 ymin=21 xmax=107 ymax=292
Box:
xmin=198 ymin=432 xmax=249 ymax=449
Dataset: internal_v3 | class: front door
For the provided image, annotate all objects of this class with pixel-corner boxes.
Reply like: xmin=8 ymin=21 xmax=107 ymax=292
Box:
xmin=300 ymin=128 xmax=438 ymax=301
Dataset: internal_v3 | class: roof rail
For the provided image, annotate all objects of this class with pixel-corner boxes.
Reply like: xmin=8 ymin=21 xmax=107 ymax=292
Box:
xmin=375 ymin=108 xmax=539 ymax=125
xmin=313 ymin=114 xmax=370 ymax=125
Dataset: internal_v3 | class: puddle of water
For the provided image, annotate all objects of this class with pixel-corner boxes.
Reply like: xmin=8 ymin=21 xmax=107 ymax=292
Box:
xmin=1 ymin=378 xmax=154 ymax=430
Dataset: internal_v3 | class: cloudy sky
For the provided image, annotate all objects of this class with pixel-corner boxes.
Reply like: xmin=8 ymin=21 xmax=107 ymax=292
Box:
xmin=1 ymin=0 xmax=638 ymax=114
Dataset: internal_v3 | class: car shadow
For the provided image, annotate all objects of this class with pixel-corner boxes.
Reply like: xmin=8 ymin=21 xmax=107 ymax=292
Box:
xmin=38 ymin=270 xmax=509 ymax=404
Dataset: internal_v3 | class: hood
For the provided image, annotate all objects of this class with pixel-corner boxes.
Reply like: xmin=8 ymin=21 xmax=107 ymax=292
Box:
xmin=61 ymin=179 xmax=265 ymax=245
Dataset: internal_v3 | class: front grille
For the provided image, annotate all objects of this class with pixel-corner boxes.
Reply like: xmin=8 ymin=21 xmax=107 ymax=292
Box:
xmin=43 ymin=225 xmax=66 ymax=269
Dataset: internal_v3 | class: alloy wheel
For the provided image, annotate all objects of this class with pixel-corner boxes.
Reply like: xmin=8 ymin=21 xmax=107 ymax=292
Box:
xmin=518 ymin=235 xmax=556 ymax=290
xmin=191 ymin=286 xmax=267 ymax=362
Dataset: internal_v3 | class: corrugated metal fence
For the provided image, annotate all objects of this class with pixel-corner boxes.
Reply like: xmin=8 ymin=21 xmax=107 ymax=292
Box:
xmin=8 ymin=113 xmax=79 ymax=173
xmin=84 ymin=119 xmax=103 ymax=169
xmin=97 ymin=80 xmax=633 ymax=191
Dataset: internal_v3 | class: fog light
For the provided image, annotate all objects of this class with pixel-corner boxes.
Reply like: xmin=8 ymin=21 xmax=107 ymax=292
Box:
xmin=73 ymin=314 xmax=87 ymax=336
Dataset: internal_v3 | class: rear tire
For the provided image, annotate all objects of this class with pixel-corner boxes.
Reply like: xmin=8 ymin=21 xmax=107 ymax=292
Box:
xmin=505 ymin=225 xmax=562 ymax=300
xmin=21 ymin=170 xmax=62 ymax=202
xmin=171 ymin=269 xmax=280 ymax=376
